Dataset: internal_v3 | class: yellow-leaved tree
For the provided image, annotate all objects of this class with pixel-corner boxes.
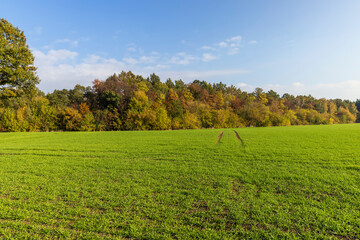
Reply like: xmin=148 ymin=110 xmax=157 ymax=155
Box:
xmin=0 ymin=19 xmax=39 ymax=98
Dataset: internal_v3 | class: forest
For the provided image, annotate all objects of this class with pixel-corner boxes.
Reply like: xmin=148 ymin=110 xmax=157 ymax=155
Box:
xmin=1 ymin=18 xmax=359 ymax=132
xmin=0 ymin=70 xmax=359 ymax=132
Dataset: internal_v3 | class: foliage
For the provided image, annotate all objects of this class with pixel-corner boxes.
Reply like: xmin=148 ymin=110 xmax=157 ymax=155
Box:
xmin=0 ymin=18 xmax=39 ymax=97
xmin=0 ymin=18 xmax=358 ymax=131
xmin=0 ymin=70 xmax=359 ymax=131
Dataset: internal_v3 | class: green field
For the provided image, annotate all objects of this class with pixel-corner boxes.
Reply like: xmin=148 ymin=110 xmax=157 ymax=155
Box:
xmin=0 ymin=124 xmax=360 ymax=239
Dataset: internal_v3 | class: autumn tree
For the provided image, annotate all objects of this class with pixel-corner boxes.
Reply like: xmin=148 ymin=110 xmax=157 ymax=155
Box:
xmin=0 ymin=19 xmax=39 ymax=97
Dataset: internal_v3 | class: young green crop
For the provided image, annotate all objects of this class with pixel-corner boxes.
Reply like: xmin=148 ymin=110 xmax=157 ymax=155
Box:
xmin=0 ymin=124 xmax=359 ymax=239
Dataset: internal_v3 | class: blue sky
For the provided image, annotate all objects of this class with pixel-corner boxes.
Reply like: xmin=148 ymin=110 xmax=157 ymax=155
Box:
xmin=1 ymin=1 xmax=360 ymax=100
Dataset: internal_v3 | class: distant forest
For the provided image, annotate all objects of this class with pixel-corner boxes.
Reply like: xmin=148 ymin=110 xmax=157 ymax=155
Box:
xmin=1 ymin=18 xmax=359 ymax=132
xmin=0 ymin=71 xmax=359 ymax=132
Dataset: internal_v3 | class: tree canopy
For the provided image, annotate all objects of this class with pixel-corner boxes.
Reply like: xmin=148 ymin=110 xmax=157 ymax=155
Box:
xmin=0 ymin=19 xmax=358 ymax=132
xmin=1 ymin=70 xmax=359 ymax=132
xmin=0 ymin=18 xmax=39 ymax=97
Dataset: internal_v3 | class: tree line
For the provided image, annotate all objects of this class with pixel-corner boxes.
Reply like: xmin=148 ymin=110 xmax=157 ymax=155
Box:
xmin=1 ymin=18 xmax=359 ymax=131
xmin=0 ymin=70 xmax=359 ymax=132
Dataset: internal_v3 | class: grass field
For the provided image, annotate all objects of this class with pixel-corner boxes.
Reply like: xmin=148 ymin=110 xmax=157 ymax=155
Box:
xmin=0 ymin=124 xmax=360 ymax=239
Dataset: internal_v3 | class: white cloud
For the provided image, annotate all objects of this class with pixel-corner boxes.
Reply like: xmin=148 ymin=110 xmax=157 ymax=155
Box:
xmin=33 ymin=49 xmax=126 ymax=91
xmin=292 ymin=82 xmax=303 ymax=87
xmin=226 ymin=36 xmax=242 ymax=54
xmin=83 ymin=55 xmax=102 ymax=64
xmin=313 ymin=80 xmax=360 ymax=100
xmin=201 ymin=46 xmax=216 ymax=51
xmin=126 ymin=44 xmax=144 ymax=54
xmin=212 ymin=35 xmax=243 ymax=55
xmin=33 ymin=42 xmax=253 ymax=92
xmin=156 ymin=64 xmax=170 ymax=69
xmin=34 ymin=49 xmax=248 ymax=92
xmin=236 ymin=82 xmax=254 ymax=92
xmin=33 ymin=49 xmax=78 ymax=65
xmin=202 ymin=53 xmax=217 ymax=62
xmin=267 ymin=84 xmax=282 ymax=88
xmin=219 ymin=41 xmax=228 ymax=48
xmin=32 ymin=33 xmax=255 ymax=92
xmin=123 ymin=57 xmax=138 ymax=65
xmin=249 ymin=40 xmax=257 ymax=44
xmin=127 ymin=47 xmax=137 ymax=52
xmin=228 ymin=48 xmax=240 ymax=55
xmin=227 ymin=36 xmax=242 ymax=42
xmin=43 ymin=38 xmax=79 ymax=49
xmin=139 ymin=56 xmax=157 ymax=63
xmin=169 ymin=52 xmax=197 ymax=65
xmin=124 ymin=55 xmax=157 ymax=65
xmin=237 ymin=82 xmax=250 ymax=87
xmin=160 ymin=69 xmax=249 ymax=81
xmin=143 ymin=64 xmax=170 ymax=70
xmin=235 ymin=80 xmax=360 ymax=100
xmin=227 ymin=36 xmax=242 ymax=47
xmin=54 ymin=39 xmax=78 ymax=46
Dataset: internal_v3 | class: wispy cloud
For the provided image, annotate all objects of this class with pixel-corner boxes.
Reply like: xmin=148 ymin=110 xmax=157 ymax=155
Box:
xmin=227 ymin=36 xmax=242 ymax=45
xmin=123 ymin=57 xmax=138 ymax=65
xmin=123 ymin=35 xmax=251 ymax=69
xmin=212 ymin=36 xmax=243 ymax=54
xmin=124 ymin=55 xmax=158 ymax=65
xmin=139 ymin=56 xmax=157 ymax=63
xmin=225 ymin=36 xmax=242 ymax=55
xmin=202 ymin=53 xmax=217 ymax=62
xmin=201 ymin=46 xmax=216 ymax=51
xmin=44 ymin=38 xmax=79 ymax=49
xmin=143 ymin=64 xmax=170 ymax=71
xmin=57 ymin=39 xmax=78 ymax=46
xmin=126 ymin=43 xmax=144 ymax=54
xmin=201 ymin=35 xmax=247 ymax=55
xmin=169 ymin=52 xmax=197 ymax=65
